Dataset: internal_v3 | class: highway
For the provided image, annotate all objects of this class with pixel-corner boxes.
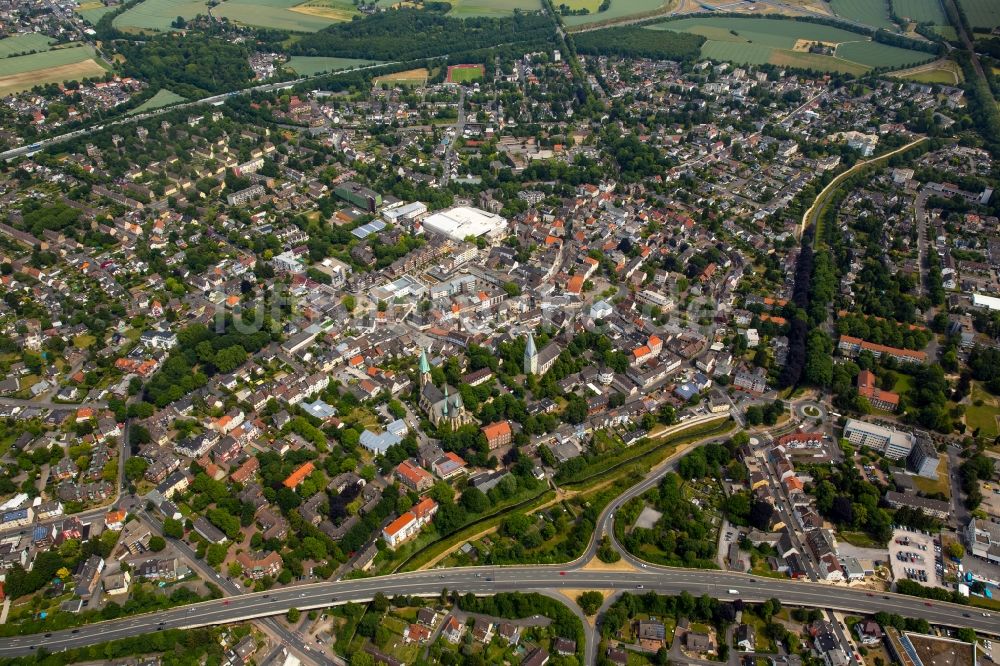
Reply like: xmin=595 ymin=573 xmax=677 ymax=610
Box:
xmin=2 ymin=565 xmax=996 ymax=658
xmin=4 ymin=414 xmax=999 ymax=662
xmin=0 ymin=61 xmax=397 ymax=162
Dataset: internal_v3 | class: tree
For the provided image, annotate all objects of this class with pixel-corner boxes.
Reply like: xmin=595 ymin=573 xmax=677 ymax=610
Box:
xmin=577 ymin=591 xmax=603 ymax=615
xmin=459 ymin=487 xmax=490 ymax=514
xmin=148 ymin=536 xmax=166 ymax=552
xmin=206 ymin=543 xmax=228 ymax=567
xmin=163 ymin=517 xmax=184 ymax=539
xmin=946 ymin=542 xmax=965 ymax=559
xmin=124 ymin=457 xmax=148 ymax=480
xmin=287 ymin=607 xmax=301 ymax=623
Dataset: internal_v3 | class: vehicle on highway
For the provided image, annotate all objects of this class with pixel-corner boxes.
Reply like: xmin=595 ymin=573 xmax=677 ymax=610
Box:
xmin=728 ymin=589 xmax=739 ymax=594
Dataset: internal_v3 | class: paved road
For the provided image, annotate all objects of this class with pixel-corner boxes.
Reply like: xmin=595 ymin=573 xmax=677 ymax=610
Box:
xmin=800 ymin=136 xmax=929 ymax=239
xmin=0 ymin=62 xmax=397 ymax=162
xmin=139 ymin=510 xmax=340 ymax=666
xmin=0 ymin=397 xmax=108 ymax=409
xmin=2 ymin=565 xmax=996 ymax=658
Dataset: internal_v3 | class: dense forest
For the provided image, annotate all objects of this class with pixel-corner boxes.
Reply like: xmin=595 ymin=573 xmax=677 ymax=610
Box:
xmin=573 ymin=26 xmax=705 ymax=61
xmin=292 ymin=9 xmax=556 ymax=62
xmin=116 ymin=35 xmax=254 ymax=98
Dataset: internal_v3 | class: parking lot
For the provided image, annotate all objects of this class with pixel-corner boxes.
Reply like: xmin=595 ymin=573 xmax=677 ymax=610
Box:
xmin=888 ymin=529 xmax=945 ymax=589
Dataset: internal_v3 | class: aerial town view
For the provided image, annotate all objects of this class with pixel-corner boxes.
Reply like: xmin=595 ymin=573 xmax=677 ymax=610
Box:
xmin=0 ymin=0 xmax=999 ymax=664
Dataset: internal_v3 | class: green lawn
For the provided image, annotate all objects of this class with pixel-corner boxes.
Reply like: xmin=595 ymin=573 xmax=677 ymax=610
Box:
xmin=967 ymin=382 xmax=1000 ymax=439
xmin=840 ymin=531 xmax=883 ymax=548
xmin=448 ymin=65 xmax=484 ymax=83
xmin=912 ymin=456 xmax=950 ymax=498
xmin=285 ymin=56 xmax=377 ymax=76
xmin=892 ymin=373 xmax=915 ymax=394
xmin=129 ymin=89 xmax=186 ymax=114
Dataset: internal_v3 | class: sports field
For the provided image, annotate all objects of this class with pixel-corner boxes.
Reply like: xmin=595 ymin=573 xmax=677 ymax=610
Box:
xmin=652 ymin=16 xmax=932 ymax=72
xmin=829 ymin=0 xmax=895 ymax=29
xmin=446 ymin=0 xmax=541 ymax=17
xmin=0 ymin=46 xmax=105 ymax=95
xmin=113 ymin=0 xmax=209 ymax=31
xmin=447 ymin=64 xmax=485 ymax=83
xmin=959 ymin=0 xmax=1000 ymax=29
xmin=563 ymin=0 xmax=668 ymax=27
xmin=373 ymin=67 xmax=429 ymax=87
xmin=891 ymin=0 xmax=946 ymax=24
xmin=285 ymin=56 xmax=377 ymax=76
xmin=0 ymin=33 xmax=54 ymax=58
xmin=216 ymin=0 xmax=345 ymax=31
xmin=129 ymin=89 xmax=186 ymax=114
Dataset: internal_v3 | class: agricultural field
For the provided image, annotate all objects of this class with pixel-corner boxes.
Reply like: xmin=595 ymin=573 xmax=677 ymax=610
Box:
xmin=287 ymin=0 xmax=359 ymax=22
xmin=829 ymin=0 xmax=895 ymax=29
xmin=0 ymin=45 xmax=105 ymax=95
xmin=445 ymin=0 xmax=541 ymax=17
xmin=959 ymin=0 xmax=1000 ymax=30
xmin=129 ymin=89 xmax=186 ymax=113
xmin=653 ymin=16 xmax=932 ymax=73
xmin=373 ymin=67 xmax=429 ymax=87
xmin=113 ymin=0 xmax=210 ymax=31
xmin=215 ymin=0 xmax=344 ymax=31
xmin=76 ymin=1 xmax=115 ymax=24
xmin=284 ymin=56 xmax=377 ymax=75
xmin=891 ymin=0 xmax=946 ymax=24
xmin=554 ymin=0 xmax=604 ymax=12
xmin=835 ymin=40 xmax=935 ymax=68
xmin=563 ymin=0 xmax=669 ymax=27
xmin=0 ymin=33 xmax=54 ymax=58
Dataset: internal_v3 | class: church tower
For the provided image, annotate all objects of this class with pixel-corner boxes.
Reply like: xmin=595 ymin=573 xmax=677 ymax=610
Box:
xmin=524 ymin=332 xmax=539 ymax=375
xmin=419 ymin=348 xmax=431 ymax=387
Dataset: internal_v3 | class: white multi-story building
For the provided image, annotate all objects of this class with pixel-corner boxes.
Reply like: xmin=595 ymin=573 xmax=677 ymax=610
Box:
xmin=842 ymin=419 xmax=913 ymax=460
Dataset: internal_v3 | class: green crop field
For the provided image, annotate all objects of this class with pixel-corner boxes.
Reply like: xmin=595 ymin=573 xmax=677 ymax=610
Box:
xmin=652 ymin=16 xmax=930 ymax=74
xmin=836 ymin=40 xmax=935 ymax=67
xmin=0 ymin=45 xmax=105 ymax=95
xmin=215 ymin=0 xmax=348 ymax=31
xmin=0 ymin=45 xmax=98 ymax=75
xmin=959 ymin=0 xmax=1000 ymax=29
xmin=78 ymin=5 xmax=116 ymax=23
xmin=769 ymin=49 xmax=868 ymax=74
xmin=651 ymin=17 xmax=866 ymax=47
xmin=700 ymin=40 xmax=774 ymax=65
xmin=129 ymin=89 xmax=186 ymax=113
xmin=0 ymin=33 xmax=54 ymax=58
xmin=285 ymin=56 xmax=377 ymax=75
xmin=563 ymin=0 xmax=667 ymax=27
xmin=891 ymin=0 xmax=946 ymax=24
xmin=446 ymin=0 xmax=541 ymax=17
xmin=113 ymin=0 xmax=210 ymax=31
xmin=829 ymin=0 xmax=895 ymax=29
